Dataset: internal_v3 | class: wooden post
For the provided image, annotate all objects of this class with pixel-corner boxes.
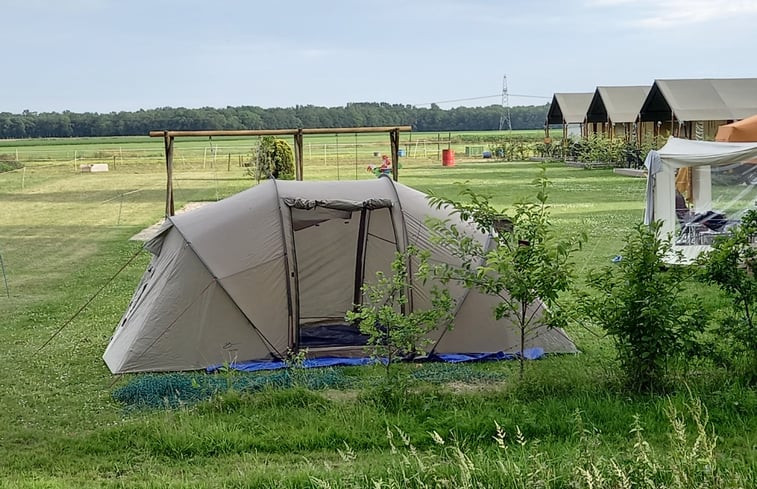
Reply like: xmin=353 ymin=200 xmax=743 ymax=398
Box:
xmin=164 ymin=132 xmax=175 ymax=217
xmin=294 ymin=129 xmax=304 ymax=180
xmin=390 ymin=128 xmax=400 ymax=181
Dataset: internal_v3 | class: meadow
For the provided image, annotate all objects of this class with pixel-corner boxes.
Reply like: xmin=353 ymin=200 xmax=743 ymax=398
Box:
xmin=0 ymin=134 xmax=754 ymax=488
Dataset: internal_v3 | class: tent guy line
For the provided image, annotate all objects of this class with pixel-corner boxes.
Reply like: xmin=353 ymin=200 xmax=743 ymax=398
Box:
xmin=37 ymin=247 xmax=145 ymax=352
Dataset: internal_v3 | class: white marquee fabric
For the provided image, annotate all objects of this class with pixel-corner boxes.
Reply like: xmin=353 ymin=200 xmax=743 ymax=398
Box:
xmin=643 ymin=137 xmax=757 ymax=262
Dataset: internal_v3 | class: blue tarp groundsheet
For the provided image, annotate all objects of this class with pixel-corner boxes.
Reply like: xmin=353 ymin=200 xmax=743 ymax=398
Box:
xmin=207 ymin=347 xmax=545 ymax=373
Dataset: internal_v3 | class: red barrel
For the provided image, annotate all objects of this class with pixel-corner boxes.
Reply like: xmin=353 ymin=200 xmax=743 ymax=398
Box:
xmin=442 ymin=149 xmax=455 ymax=167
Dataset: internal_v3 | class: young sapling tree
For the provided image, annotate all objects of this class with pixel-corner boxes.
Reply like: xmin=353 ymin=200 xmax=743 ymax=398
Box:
xmin=426 ymin=166 xmax=585 ymax=379
xmin=346 ymin=246 xmax=454 ymax=385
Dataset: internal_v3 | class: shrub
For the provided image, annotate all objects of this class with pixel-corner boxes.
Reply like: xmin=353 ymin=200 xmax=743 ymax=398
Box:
xmin=488 ymin=139 xmax=538 ymax=161
xmin=557 ymin=136 xmax=661 ymax=169
xmin=699 ymin=210 xmax=757 ymax=382
xmin=577 ymin=222 xmax=707 ymax=392
xmin=249 ymin=136 xmax=294 ymax=181
xmin=0 ymin=160 xmax=23 ymax=173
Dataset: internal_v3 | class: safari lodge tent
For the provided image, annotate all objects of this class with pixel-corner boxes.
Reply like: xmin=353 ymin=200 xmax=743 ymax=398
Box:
xmin=545 ymin=92 xmax=593 ymax=140
xmin=104 ymin=178 xmax=577 ymax=373
xmin=585 ymin=86 xmax=651 ymax=141
xmin=716 ymin=113 xmax=757 ymax=142
xmin=643 ymin=137 xmax=757 ymax=263
xmin=639 ymin=78 xmax=757 ymax=140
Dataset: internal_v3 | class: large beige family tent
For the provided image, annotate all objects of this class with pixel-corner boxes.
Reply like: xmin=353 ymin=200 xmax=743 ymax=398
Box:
xmin=104 ymin=177 xmax=577 ymax=373
xmin=643 ymin=137 xmax=757 ymax=263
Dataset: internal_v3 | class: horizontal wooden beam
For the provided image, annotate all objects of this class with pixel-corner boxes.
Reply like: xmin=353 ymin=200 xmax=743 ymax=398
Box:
xmin=148 ymin=126 xmax=412 ymax=138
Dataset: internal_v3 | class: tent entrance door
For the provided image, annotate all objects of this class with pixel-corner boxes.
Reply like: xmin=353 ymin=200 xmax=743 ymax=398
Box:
xmin=290 ymin=204 xmax=397 ymax=349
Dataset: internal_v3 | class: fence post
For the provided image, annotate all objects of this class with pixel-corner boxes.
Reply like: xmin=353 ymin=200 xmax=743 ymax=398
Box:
xmin=0 ymin=252 xmax=9 ymax=298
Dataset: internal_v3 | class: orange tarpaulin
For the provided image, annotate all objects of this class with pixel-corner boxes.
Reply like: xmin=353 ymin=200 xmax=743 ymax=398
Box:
xmin=675 ymin=167 xmax=693 ymax=202
xmin=716 ymin=114 xmax=757 ymax=142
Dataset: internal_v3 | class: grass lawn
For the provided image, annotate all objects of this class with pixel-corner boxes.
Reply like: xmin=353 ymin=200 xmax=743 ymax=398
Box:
xmin=0 ymin=145 xmax=755 ymax=488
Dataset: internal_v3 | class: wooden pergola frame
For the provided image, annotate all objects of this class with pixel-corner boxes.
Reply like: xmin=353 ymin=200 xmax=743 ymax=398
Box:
xmin=150 ymin=126 xmax=411 ymax=216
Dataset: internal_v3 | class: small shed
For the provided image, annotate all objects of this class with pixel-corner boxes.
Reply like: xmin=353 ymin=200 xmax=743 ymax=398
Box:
xmin=545 ymin=92 xmax=594 ymax=141
xmin=639 ymin=78 xmax=757 ymax=140
xmin=585 ymin=86 xmax=651 ymax=141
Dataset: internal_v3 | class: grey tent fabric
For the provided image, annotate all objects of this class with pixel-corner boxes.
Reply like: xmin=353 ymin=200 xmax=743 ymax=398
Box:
xmin=104 ymin=178 xmax=577 ymax=373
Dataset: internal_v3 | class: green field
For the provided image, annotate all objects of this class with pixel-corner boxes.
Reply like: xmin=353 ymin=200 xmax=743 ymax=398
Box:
xmin=0 ymin=130 xmax=545 ymax=171
xmin=0 ymin=135 xmax=754 ymax=488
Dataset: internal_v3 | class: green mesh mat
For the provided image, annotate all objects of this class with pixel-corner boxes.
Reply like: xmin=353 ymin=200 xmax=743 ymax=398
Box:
xmin=113 ymin=368 xmax=352 ymax=410
xmin=410 ymin=362 xmax=503 ymax=384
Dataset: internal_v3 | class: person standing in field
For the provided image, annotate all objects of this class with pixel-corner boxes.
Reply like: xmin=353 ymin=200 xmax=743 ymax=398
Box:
xmin=379 ymin=155 xmax=392 ymax=175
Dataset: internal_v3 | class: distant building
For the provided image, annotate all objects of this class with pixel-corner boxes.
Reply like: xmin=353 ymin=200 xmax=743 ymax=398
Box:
xmin=545 ymin=92 xmax=593 ymax=141
xmin=585 ymin=86 xmax=651 ymax=142
xmin=639 ymin=78 xmax=757 ymax=140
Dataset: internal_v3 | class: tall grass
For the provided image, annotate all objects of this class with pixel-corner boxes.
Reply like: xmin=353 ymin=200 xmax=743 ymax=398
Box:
xmin=307 ymin=398 xmax=751 ymax=488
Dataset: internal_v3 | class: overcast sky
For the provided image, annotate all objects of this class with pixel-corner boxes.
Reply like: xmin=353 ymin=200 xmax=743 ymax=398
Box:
xmin=3 ymin=0 xmax=757 ymax=113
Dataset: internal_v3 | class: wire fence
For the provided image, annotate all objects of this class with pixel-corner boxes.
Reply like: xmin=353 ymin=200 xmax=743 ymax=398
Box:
xmin=0 ymin=139 xmax=455 ymax=183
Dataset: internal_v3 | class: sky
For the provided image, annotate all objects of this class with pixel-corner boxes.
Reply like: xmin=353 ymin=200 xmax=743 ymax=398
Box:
xmin=3 ymin=0 xmax=757 ymax=114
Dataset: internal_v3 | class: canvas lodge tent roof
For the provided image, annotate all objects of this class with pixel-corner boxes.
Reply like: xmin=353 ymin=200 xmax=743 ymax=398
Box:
xmin=104 ymin=177 xmax=577 ymax=373
xmin=716 ymin=113 xmax=757 ymax=142
xmin=585 ymin=86 xmax=650 ymax=124
xmin=643 ymin=137 xmax=757 ymax=263
xmin=546 ymin=93 xmax=593 ymax=125
xmin=639 ymin=78 xmax=757 ymax=123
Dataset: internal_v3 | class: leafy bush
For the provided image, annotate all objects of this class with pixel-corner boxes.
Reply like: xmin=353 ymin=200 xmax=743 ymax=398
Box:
xmin=539 ymin=136 xmax=663 ymax=169
xmin=0 ymin=159 xmax=23 ymax=173
xmin=488 ymin=139 xmax=539 ymax=161
xmin=578 ymin=222 xmax=707 ymax=392
xmin=249 ymin=136 xmax=294 ymax=181
xmin=699 ymin=210 xmax=757 ymax=382
xmin=453 ymin=134 xmax=544 ymax=145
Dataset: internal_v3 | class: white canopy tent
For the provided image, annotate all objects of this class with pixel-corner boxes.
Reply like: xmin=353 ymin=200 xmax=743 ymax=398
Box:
xmin=644 ymin=137 xmax=757 ymax=263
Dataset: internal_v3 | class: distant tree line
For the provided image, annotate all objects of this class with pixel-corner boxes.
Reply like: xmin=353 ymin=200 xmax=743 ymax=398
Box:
xmin=0 ymin=103 xmax=549 ymax=139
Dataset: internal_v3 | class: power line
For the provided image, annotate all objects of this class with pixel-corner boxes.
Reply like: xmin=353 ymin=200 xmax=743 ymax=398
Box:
xmin=415 ymin=92 xmax=550 ymax=107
